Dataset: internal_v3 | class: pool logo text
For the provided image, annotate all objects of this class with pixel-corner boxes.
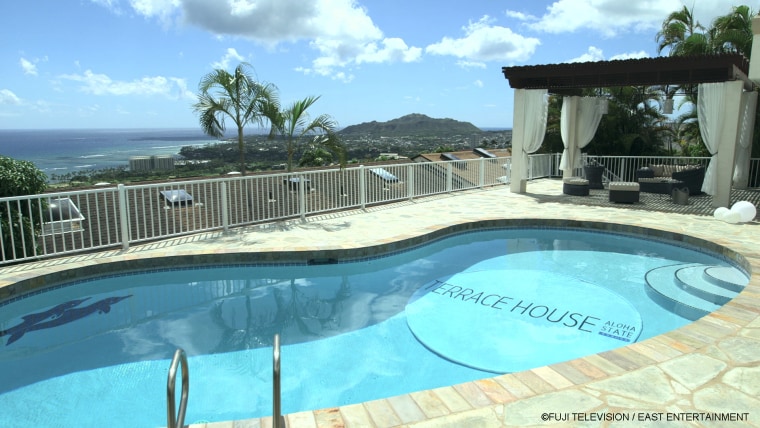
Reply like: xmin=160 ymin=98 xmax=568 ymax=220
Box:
xmin=423 ymin=280 xmax=638 ymax=341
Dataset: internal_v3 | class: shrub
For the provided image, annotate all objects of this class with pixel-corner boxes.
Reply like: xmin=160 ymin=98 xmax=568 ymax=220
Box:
xmin=0 ymin=156 xmax=47 ymax=261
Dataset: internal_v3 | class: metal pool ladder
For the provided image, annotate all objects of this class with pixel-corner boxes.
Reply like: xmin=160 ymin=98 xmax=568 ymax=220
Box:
xmin=167 ymin=348 xmax=189 ymax=428
xmin=273 ymin=333 xmax=285 ymax=428
xmin=165 ymin=338 xmax=283 ymax=428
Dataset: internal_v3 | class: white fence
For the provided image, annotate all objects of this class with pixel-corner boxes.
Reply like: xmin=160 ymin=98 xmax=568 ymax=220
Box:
xmin=3 ymin=154 xmax=759 ymax=266
xmin=1 ymin=157 xmax=512 ymax=265
xmin=583 ymin=155 xmax=712 ymax=183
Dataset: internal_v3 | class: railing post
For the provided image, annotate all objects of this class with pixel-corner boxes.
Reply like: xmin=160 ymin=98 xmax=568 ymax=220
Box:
xmin=299 ymin=174 xmax=307 ymax=221
xmin=407 ymin=164 xmax=414 ymax=201
xmin=117 ymin=184 xmax=130 ymax=251
xmin=221 ymin=180 xmax=229 ymax=233
xmin=446 ymin=162 xmax=453 ymax=193
xmin=527 ymin=156 xmax=533 ymax=180
xmin=359 ymin=165 xmax=366 ymax=210
xmin=479 ymin=158 xmax=485 ymax=188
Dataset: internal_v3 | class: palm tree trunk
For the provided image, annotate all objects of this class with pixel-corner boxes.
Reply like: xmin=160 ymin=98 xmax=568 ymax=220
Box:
xmin=238 ymin=125 xmax=246 ymax=175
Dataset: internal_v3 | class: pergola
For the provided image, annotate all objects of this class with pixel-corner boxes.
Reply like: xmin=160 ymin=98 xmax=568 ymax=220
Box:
xmin=501 ymin=54 xmax=756 ymax=208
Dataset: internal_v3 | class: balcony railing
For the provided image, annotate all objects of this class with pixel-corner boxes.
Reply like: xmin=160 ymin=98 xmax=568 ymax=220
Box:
xmin=2 ymin=154 xmax=758 ymax=266
xmin=0 ymin=157 xmax=512 ymax=265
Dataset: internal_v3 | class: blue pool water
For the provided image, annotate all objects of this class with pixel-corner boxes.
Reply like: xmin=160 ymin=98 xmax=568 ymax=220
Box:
xmin=0 ymin=228 xmax=748 ymax=427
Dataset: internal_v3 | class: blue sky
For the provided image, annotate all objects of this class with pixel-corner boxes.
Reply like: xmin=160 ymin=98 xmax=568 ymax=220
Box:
xmin=0 ymin=0 xmax=744 ymax=130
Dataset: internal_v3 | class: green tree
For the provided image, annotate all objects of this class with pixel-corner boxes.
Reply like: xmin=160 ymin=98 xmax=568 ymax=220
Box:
xmin=711 ymin=5 xmax=754 ymax=56
xmin=537 ymin=95 xmax=565 ymax=154
xmin=0 ymin=156 xmax=47 ymax=261
xmin=655 ymin=6 xmax=709 ymax=56
xmin=540 ymin=89 xmax=669 ymax=157
xmin=193 ymin=62 xmax=276 ymax=175
xmin=586 ymin=87 xmax=669 ymax=156
xmin=657 ymin=4 xmax=759 ymax=155
xmin=299 ymin=139 xmax=335 ymax=168
xmin=264 ymin=95 xmax=344 ymax=172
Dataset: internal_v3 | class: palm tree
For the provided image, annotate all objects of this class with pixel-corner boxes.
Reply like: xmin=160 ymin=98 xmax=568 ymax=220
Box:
xmin=264 ymin=95 xmax=345 ymax=172
xmin=655 ymin=5 xmax=710 ymax=56
xmin=193 ymin=62 xmax=276 ymax=175
xmin=654 ymin=5 xmax=758 ymax=156
xmin=588 ymin=86 xmax=669 ymax=156
xmin=711 ymin=5 xmax=754 ymax=57
xmin=674 ymin=109 xmax=710 ymax=156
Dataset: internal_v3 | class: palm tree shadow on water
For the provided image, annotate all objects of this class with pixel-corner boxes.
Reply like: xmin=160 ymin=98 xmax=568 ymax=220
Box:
xmin=0 ymin=273 xmax=358 ymax=395
xmin=209 ymin=276 xmax=353 ymax=353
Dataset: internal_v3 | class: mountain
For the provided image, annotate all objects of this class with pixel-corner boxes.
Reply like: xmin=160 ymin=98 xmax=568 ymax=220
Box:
xmin=339 ymin=113 xmax=482 ymax=137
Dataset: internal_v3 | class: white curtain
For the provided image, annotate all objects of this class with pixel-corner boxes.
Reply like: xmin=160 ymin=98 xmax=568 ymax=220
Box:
xmin=519 ymin=89 xmax=548 ymax=179
xmin=559 ymin=97 xmax=605 ymax=171
xmin=698 ymin=83 xmax=727 ymax=195
xmin=559 ymin=97 xmax=573 ymax=171
xmin=733 ymin=91 xmax=758 ymax=187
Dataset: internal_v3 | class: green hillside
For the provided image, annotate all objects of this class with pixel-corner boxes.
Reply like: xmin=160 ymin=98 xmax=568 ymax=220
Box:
xmin=339 ymin=113 xmax=482 ymax=137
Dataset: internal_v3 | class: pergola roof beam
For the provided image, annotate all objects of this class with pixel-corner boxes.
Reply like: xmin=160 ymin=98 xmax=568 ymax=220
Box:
xmin=502 ymin=54 xmax=751 ymax=90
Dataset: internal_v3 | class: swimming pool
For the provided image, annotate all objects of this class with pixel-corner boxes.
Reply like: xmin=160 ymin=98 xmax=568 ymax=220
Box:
xmin=0 ymin=227 xmax=749 ymax=427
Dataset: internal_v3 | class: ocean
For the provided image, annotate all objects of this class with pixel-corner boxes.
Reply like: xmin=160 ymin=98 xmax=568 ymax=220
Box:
xmin=0 ymin=128 xmax=223 ymax=181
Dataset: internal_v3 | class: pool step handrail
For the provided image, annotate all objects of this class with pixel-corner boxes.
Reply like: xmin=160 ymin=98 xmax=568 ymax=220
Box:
xmin=273 ymin=333 xmax=284 ymax=428
xmin=167 ymin=348 xmax=189 ymax=428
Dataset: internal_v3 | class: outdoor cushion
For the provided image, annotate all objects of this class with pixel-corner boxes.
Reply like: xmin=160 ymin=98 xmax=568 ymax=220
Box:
xmin=609 ymin=182 xmax=640 ymax=203
xmin=648 ymin=164 xmax=664 ymax=176
xmin=608 ymin=182 xmax=640 ymax=191
xmin=563 ymin=177 xmax=589 ymax=185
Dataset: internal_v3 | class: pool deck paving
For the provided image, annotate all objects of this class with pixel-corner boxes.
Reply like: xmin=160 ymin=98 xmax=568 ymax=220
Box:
xmin=2 ymin=179 xmax=760 ymax=427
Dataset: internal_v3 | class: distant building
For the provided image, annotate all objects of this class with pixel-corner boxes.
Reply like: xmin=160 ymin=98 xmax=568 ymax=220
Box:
xmin=411 ymin=148 xmax=511 ymax=163
xmin=412 ymin=148 xmax=513 ymax=186
xmin=129 ymin=155 xmax=175 ymax=172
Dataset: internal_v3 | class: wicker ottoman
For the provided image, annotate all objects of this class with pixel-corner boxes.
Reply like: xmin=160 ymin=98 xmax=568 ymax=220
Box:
xmin=562 ymin=177 xmax=590 ymax=196
xmin=609 ymin=182 xmax=640 ymax=203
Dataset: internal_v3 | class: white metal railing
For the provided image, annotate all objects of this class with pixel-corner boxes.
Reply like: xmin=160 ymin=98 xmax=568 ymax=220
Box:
xmin=749 ymin=158 xmax=760 ymax=188
xmin=583 ymin=155 xmax=711 ymax=183
xmin=0 ymin=157 xmax=511 ymax=265
xmin=2 ymin=154 xmax=757 ymax=265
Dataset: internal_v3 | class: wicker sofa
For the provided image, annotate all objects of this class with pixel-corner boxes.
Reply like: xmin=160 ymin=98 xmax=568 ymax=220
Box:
xmin=635 ymin=165 xmax=705 ymax=195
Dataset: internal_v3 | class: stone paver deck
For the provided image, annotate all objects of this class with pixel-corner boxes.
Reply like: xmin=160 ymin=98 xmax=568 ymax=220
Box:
xmin=1 ymin=179 xmax=759 ymax=427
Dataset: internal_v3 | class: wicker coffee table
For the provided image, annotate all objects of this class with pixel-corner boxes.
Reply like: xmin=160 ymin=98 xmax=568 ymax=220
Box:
xmin=637 ymin=178 xmax=685 ymax=195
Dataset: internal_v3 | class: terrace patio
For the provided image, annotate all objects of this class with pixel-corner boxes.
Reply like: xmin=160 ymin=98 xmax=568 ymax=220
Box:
xmin=1 ymin=178 xmax=759 ymax=427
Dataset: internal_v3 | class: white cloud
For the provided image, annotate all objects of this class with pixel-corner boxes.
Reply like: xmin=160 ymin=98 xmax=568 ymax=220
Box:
xmin=566 ymin=46 xmax=605 ymax=63
xmin=456 ymin=60 xmax=487 ymax=69
xmin=32 ymin=100 xmax=53 ymax=114
xmin=356 ymin=38 xmax=422 ymax=64
xmin=530 ymin=0 xmax=684 ymax=37
xmin=610 ymin=50 xmax=649 ymax=61
xmin=115 ymin=0 xmax=420 ymax=80
xmin=474 ymin=80 xmax=484 ymax=88
xmin=90 ymin=0 xmax=122 ymax=12
xmin=129 ymin=0 xmax=180 ymax=24
xmin=566 ymin=46 xmax=651 ymax=63
xmin=211 ymin=47 xmax=246 ymax=70
xmin=0 ymin=89 xmax=22 ymax=105
xmin=505 ymin=10 xmax=536 ymax=21
xmin=59 ymin=70 xmax=195 ymax=100
xmin=20 ymin=58 xmax=38 ymax=76
xmin=426 ymin=16 xmax=540 ymax=65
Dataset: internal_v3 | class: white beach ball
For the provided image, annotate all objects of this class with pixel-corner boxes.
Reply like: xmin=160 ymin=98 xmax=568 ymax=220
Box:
xmin=723 ymin=211 xmax=742 ymax=224
xmin=713 ymin=207 xmax=730 ymax=220
xmin=731 ymin=201 xmax=756 ymax=223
